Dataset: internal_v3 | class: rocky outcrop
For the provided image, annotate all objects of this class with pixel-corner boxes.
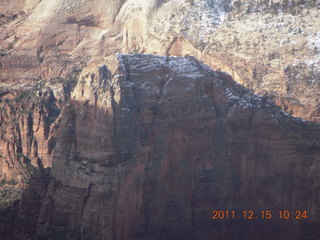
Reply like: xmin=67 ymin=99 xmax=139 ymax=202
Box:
xmin=143 ymin=0 xmax=320 ymax=121
xmin=0 ymin=76 xmax=76 ymax=184
xmin=0 ymin=0 xmax=320 ymax=239
xmin=1 ymin=54 xmax=318 ymax=240
xmin=1 ymin=0 xmax=319 ymax=121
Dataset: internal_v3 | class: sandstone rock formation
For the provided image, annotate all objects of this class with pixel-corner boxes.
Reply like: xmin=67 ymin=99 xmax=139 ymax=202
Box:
xmin=1 ymin=0 xmax=319 ymax=120
xmin=1 ymin=54 xmax=319 ymax=239
xmin=0 ymin=77 xmax=75 ymax=183
xmin=0 ymin=0 xmax=320 ymax=239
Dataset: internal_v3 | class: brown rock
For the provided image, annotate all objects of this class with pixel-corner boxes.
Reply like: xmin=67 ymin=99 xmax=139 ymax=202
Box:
xmin=6 ymin=54 xmax=316 ymax=240
xmin=1 ymin=0 xmax=319 ymax=121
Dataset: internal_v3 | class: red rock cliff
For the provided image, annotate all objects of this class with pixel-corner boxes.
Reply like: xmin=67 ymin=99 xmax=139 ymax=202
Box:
xmin=1 ymin=54 xmax=317 ymax=240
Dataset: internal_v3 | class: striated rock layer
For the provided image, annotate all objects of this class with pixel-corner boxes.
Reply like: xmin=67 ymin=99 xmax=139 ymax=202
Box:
xmin=0 ymin=77 xmax=75 ymax=184
xmin=1 ymin=1 xmax=320 ymax=238
xmin=1 ymin=0 xmax=319 ymax=121
xmin=1 ymin=54 xmax=319 ymax=240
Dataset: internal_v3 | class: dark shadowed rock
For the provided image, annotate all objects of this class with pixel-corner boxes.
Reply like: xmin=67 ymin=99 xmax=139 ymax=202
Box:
xmin=2 ymin=54 xmax=317 ymax=240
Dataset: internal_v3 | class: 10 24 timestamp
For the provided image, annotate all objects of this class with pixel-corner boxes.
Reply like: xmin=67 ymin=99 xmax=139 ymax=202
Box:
xmin=212 ymin=210 xmax=307 ymax=220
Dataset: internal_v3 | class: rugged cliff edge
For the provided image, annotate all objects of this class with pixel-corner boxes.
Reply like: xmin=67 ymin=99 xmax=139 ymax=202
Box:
xmin=1 ymin=54 xmax=319 ymax=240
xmin=1 ymin=0 xmax=319 ymax=121
xmin=1 ymin=0 xmax=320 ymax=239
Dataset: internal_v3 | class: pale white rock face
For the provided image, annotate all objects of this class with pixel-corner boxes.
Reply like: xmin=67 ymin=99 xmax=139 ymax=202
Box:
xmin=25 ymin=0 xmax=125 ymax=25
xmin=117 ymin=0 xmax=231 ymax=53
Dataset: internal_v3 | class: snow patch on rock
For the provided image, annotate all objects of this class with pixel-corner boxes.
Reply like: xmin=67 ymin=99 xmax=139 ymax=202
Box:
xmin=307 ymin=32 xmax=320 ymax=67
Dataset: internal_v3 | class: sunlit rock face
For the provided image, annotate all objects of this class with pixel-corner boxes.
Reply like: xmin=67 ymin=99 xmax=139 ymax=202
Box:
xmin=1 ymin=0 xmax=319 ymax=121
xmin=1 ymin=54 xmax=318 ymax=239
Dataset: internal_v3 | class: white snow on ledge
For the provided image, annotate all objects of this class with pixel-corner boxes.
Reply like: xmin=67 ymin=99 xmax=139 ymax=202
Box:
xmin=308 ymin=32 xmax=320 ymax=50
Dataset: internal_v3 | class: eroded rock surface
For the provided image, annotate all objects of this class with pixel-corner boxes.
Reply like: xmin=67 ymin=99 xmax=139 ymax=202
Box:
xmin=1 ymin=54 xmax=318 ymax=240
xmin=1 ymin=0 xmax=319 ymax=121
xmin=0 ymin=77 xmax=75 ymax=183
xmin=0 ymin=0 xmax=320 ymax=239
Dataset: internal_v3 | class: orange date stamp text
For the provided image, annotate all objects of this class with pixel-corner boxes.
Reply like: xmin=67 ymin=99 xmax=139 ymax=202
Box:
xmin=211 ymin=210 xmax=307 ymax=220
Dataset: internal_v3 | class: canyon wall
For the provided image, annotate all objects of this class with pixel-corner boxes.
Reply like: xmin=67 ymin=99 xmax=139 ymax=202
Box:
xmin=1 ymin=0 xmax=319 ymax=121
xmin=2 ymin=55 xmax=319 ymax=239
xmin=0 ymin=0 xmax=320 ymax=239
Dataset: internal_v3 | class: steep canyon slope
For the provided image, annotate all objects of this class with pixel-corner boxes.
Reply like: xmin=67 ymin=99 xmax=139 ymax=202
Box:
xmin=1 ymin=54 xmax=320 ymax=240
xmin=0 ymin=0 xmax=320 ymax=239
xmin=1 ymin=0 xmax=319 ymax=120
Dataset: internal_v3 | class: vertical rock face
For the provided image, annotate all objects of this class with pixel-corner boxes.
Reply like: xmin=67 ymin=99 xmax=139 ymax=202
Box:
xmin=1 ymin=0 xmax=319 ymax=121
xmin=11 ymin=54 xmax=316 ymax=240
xmin=0 ymin=0 xmax=320 ymax=239
xmin=0 ymin=78 xmax=74 ymax=184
